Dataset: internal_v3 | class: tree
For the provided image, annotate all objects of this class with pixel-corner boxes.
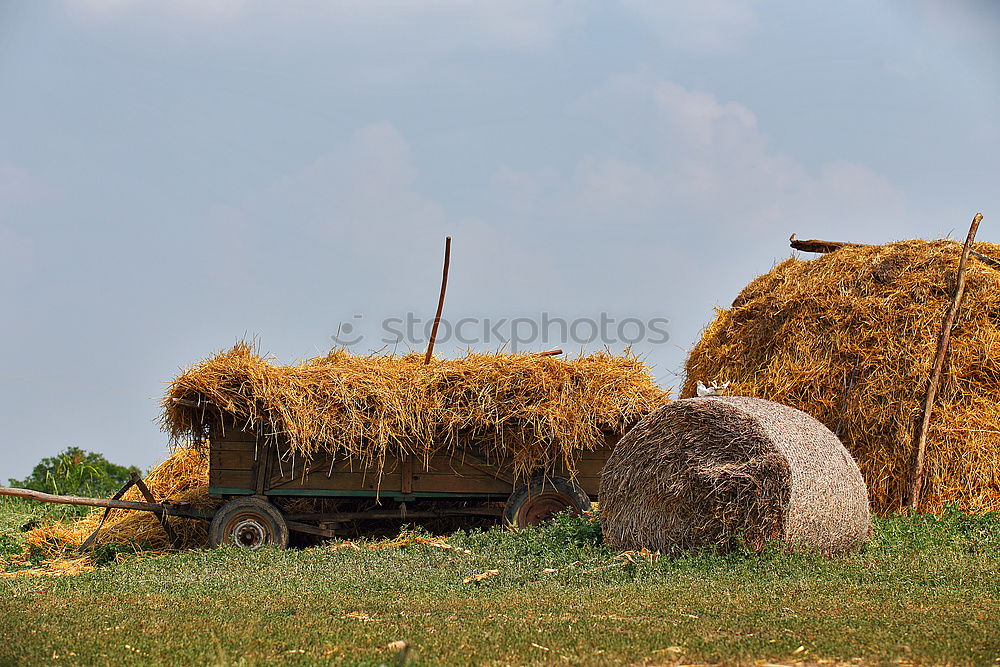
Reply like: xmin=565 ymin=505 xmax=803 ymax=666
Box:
xmin=8 ymin=447 xmax=141 ymax=498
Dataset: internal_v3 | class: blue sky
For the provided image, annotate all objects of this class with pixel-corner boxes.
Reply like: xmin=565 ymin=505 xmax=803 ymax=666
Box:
xmin=1 ymin=1 xmax=997 ymax=479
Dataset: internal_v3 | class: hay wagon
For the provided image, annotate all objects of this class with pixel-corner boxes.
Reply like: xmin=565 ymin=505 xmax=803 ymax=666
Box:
xmin=0 ymin=407 xmax=618 ymax=551
xmin=158 ymin=344 xmax=662 ymax=550
xmin=0 ymin=345 xmax=660 ymax=551
xmin=203 ymin=409 xmax=617 ymax=549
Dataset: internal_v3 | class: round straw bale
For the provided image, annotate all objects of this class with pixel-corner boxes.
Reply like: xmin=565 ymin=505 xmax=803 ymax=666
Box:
xmin=600 ymin=396 xmax=870 ymax=555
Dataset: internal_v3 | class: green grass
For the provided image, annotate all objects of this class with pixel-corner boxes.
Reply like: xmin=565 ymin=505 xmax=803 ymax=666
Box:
xmin=0 ymin=497 xmax=92 ymax=562
xmin=0 ymin=500 xmax=998 ymax=666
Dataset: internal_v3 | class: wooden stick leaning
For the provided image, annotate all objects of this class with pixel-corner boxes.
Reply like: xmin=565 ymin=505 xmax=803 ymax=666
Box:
xmin=424 ymin=236 xmax=452 ymax=365
xmin=909 ymin=212 xmax=983 ymax=509
xmin=0 ymin=486 xmax=181 ymax=513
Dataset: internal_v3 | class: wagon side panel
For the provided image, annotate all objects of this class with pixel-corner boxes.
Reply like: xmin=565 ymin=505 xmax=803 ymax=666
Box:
xmin=209 ymin=438 xmax=256 ymax=495
xmin=209 ymin=416 xmax=619 ymax=501
xmin=264 ymin=450 xmax=514 ymax=497
xmin=571 ymin=446 xmax=614 ymax=498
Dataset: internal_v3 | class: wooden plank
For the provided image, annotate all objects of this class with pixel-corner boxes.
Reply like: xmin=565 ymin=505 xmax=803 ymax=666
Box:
xmin=267 ymin=471 xmax=395 ymax=493
xmin=401 ymin=455 xmax=414 ymax=494
xmin=424 ymin=455 xmax=503 ymax=475
xmin=262 ymin=455 xmax=608 ymax=494
xmin=577 ymin=446 xmax=616 ymax=460
xmin=286 ymin=507 xmax=503 ymax=521
xmin=210 ymin=424 xmax=258 ymax=442
xmin=266 ymin=488 xmax=504 ymax=499
xmin=264 ymin=465 xmax=515 ymax=495
xmin=456 ymin=449 xmax=514 ymax=485
xmin=411 ymin=474 xmax=510 ymax=495
xmin=211 ymin=442 xmax=257 ymax=456
xmin=574 ymin=476 xmax=601 ymax=496
xmin=571 ymin=457 xmax=610 ymax=478
xmin=601 ymin=433 xmax=622 ymax=449
xmin=253 ymin=442 xmax=272 ymax=495
xmin=213 ymin=449 xmax=262 ymax=469
xmin=286 ymin=520 xmax=337 ymax=538
xmin=210 ymin=469 xmax=253 ymax=489
xmin=260 ymin=443 xmax=274 ymax=493
xmin=209 ymin=414 xmax=265 ymax=444
xmin=267 ymin=448 xmax=414 ymax=486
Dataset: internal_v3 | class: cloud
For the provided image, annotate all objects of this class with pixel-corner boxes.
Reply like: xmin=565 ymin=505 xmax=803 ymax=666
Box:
xmin=545 ymin=72 xmax=908 ymax=239
xmin=198 ymin=122 xmax=563 ymax=315
xmin=254 ymin=122 xmax=447 ymax=247
xmin=191 ymin=122 xmax=448 ymax=305
xmin=484 ymin=72 xmax=913 ymax=376
xmin=617 ymin=0 xmax=758 ymax=52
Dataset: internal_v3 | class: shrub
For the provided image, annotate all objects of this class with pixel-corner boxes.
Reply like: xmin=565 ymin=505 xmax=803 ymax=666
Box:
xmin=8 ymin=447 xmax=140 ymax=498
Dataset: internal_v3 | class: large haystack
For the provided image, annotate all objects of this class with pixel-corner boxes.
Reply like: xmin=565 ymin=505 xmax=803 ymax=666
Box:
xmin=163 ymin=344 xmax=667 ymax=478
xmin=600 ymin=397 xmax=870 ymax=555
xmin=683 ymin=239 xmax=1000 ymax=513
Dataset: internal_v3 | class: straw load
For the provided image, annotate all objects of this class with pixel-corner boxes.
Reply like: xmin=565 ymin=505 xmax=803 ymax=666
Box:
xmin=162 ymin=343 xmax=668 ymax=478
xmin=24 ymin=447 xmax=215 ymax=558
xmin=683 ymin=239 xmax=1000 ymax=513
xmin=600 ymin=396 xmax=870 ymax=555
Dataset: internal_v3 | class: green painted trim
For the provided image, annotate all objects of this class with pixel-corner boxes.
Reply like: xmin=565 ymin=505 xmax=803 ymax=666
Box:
xmin=209 ymin=486 xmax=505 ymax=501
xmin=264 ymin=488 xmax=504 ymax=500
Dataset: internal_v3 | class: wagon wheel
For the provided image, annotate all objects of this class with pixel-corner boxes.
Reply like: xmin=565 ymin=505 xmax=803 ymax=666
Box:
xmin=209 ymin=497 xmax=289 ymax=549
xmin=503 ymin=477 xmax=591 ymax=528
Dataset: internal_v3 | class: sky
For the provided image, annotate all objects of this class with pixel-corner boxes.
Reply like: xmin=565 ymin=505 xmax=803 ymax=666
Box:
xmin=1 ymin=1 xmax=998 ymax=480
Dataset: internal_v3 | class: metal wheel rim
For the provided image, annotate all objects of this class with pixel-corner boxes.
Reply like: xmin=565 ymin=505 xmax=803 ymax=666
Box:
xmin=519 ymin=491 xmax=577 ymax=527
xmin=229 ymin=515 xmax=270 ymax=549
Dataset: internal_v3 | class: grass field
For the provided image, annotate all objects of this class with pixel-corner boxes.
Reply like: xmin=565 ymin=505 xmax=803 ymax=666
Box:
xmin=0 ymin=499 xmax=998 ymax=666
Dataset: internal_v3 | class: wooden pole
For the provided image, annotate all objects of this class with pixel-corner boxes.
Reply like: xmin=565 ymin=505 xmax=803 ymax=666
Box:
xmin=0 ymin=485 xmax=177 ymax=512
xmin=909 ymin=212 xmax=983 ymax=509
xmin=131 ymin=472 xmax=181 ymax=549
xmin=424 ymin=236 xmax=452 ymax=365
xmin=970 ymin=249 xmax=1000 ymax=270
xmin=788 ymin=235 xmax=871 ymax=254
xmin=789 ymin=235 xmax=1000 ymax=273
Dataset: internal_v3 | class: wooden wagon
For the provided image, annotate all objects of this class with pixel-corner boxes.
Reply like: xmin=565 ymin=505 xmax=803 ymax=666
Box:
xmin=0 ymin=409 xmax=619 ymax=551
xmin=207 ymin=412 xmax=618 ymax=548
